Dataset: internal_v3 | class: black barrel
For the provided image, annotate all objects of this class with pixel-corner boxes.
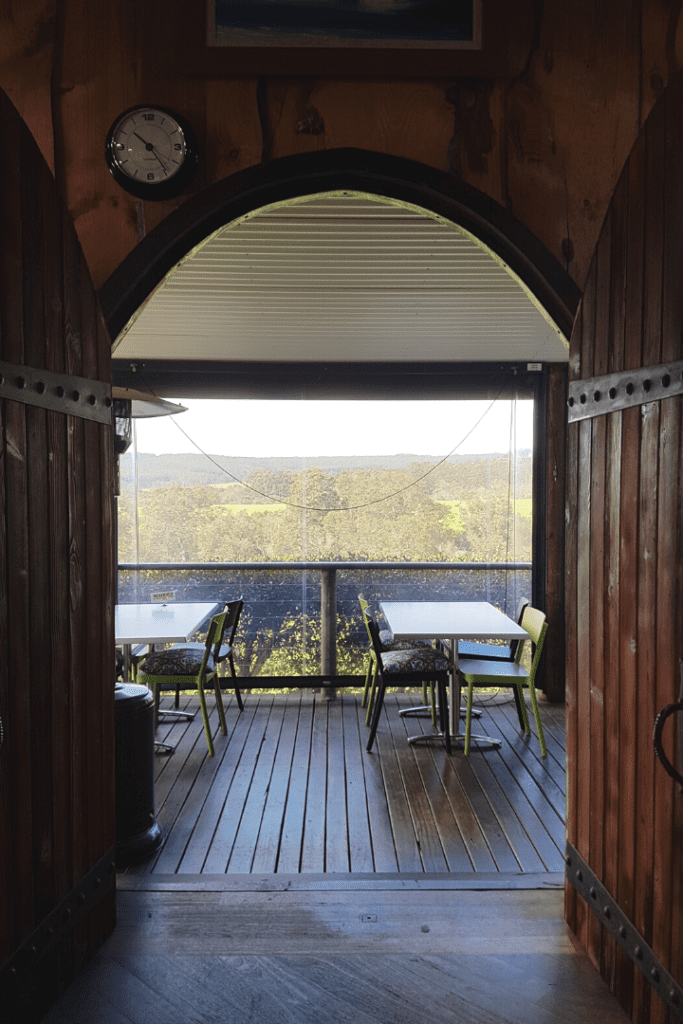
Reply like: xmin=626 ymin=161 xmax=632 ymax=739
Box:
xmin=114 ymin=683 xmax=163 ymax=865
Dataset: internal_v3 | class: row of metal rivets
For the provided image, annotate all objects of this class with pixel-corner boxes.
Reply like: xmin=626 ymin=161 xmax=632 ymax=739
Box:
xmin=567 ymin=359 xmax=683 ymax=422
xmin=565 ymin=842 xmax=683 ymax=1017
xmin=0 ymin=359 xmax=112 ymax=425
xmin=0 ymin=851 xmax=116 ymax=988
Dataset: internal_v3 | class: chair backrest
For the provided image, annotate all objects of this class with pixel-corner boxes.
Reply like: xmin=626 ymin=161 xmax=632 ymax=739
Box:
xmin=204 ymin=610 xmax=229 ymax=673
xmin=358 ymin=593 xmax=374 ymax=646
xmin=517 ymin=606 xmax=548 ymax=679
xmin=508 ymin=597 xmax=530 ymax=659
xmin=363 ymin=609 xmax=386 ymax=664
xmin=222 ymin=598 xmax=244 ymax=648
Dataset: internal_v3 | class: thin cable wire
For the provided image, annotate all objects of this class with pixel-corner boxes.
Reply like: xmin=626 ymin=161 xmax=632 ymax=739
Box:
xmin=504 ymin=399 xmax=513 ymax=612
xmin=132 ymin=372 xmax=508 ymax=513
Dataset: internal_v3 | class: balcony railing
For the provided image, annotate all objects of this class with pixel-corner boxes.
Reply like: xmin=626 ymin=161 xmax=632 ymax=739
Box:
xmin=118 ymin=561 xmax=532 ymax=695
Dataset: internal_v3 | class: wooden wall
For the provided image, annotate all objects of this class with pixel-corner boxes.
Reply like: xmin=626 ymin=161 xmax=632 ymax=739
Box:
xmin=0 ymin=86 xmax=116 ymax=1021
xmin=1 ymin=5 xmax=683 ymax=1018
xmin=0 ymin=0 xmax=681 ymax=294
xmin=565 ymin=66 xmax=683 ymax=1024
xmin=1 ymin=1 xmax=680 ymax=715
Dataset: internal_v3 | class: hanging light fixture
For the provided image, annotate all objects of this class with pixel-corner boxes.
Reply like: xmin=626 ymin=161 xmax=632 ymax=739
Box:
xmin=111 ymin=387 xmax=187 ymax=499
xmin=112 ymin=386 xmax=187 ymax=454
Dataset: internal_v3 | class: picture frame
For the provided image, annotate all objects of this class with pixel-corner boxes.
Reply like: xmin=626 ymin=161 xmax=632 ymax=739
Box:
xmin=185 ymin=0 xmax=509 ymax=77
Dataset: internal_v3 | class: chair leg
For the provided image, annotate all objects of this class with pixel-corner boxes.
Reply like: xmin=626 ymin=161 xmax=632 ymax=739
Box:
xmin=464 ymin=681 xmax=474 ymax=756
xmin=153 ymin=682 xmax=161 ymax=732
xmin=526 ymin=680 xmax=547 ymax=757
xmin=515 ymin=683 xmax=531 ymax=735
xmin=366 ymin=676 xmax=387 ymax=752
xmin=365 ymin=660 xmax=379 ymax=726
xmin=228 ymin=655 xmax=244 ymax=711
xmin=361 ymin=654 xmax=374 ymax=709
xmin=437 ymin=678 xmax=451 ymax=754
xmin=212 ymin=672 xmax=228 ymax=738
xmin=512 ymin=685 xmax=526 ymax=730
xmin=196 ymin=673 xmax=215 ymax=756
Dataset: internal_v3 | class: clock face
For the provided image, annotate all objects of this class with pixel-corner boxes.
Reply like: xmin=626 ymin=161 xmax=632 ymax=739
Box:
xmin=105 ymin=106 xmax=198 ymax=200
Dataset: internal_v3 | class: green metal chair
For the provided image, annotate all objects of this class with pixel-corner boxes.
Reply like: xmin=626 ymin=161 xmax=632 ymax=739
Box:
xmin=458 ymin=606 xmax=548 ymax=757
xmin=456 ymin=597 xmax=529 ymax=662
xmin=165 ymin=598 xmax=244 ymax=711
xmin=364 ymin=610 xmax=451 ymax=754
xmin=136 ymin=610 xmax=231 ymax=756
xmin=358 ymin=594 xmax=432 ymax=725
xmin=443 ymin=597 xmax=529 ymax=729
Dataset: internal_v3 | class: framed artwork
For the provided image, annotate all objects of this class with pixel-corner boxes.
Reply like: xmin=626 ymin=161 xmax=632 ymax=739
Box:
xmin=210 ymin=1 xmax=479 ymax=50
xmin=189 ymin=0 xmax=509 ymax=76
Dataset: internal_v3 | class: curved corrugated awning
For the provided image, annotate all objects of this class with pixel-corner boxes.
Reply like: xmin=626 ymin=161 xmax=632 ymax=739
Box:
xmin=113 ymin=193 xmax=568 ymax=366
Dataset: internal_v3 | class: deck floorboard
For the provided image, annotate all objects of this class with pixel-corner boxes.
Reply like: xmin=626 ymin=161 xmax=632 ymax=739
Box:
xmin=121 ymin=690 xmax=565 ymax=879
xmin=44 ymin=889 xmax=631 ymax=1024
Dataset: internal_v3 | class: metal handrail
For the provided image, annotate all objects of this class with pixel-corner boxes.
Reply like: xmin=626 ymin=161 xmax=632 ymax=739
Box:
xmin=119 ymin=561 xmax=531 ymax=571
xmin=118 ymin=560 xmax=532 ymax=697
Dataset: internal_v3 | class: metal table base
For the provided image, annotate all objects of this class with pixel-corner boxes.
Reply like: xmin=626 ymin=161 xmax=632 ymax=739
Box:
xmin=405 ymin=674 xmax=495 ymax=751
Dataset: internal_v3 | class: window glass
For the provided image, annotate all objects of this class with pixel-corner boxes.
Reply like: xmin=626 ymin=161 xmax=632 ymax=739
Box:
xmin=117 ymin=398 xmax=533 ymax=675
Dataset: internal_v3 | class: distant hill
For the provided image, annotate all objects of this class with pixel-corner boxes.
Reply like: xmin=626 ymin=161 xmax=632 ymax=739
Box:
xmin=119 ymin=450 xmax=532 ymax=491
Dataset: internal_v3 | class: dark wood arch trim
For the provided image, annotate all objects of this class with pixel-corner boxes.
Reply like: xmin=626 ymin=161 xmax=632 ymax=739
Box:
xmin=99 ymin=147 xmax=580 ymax=343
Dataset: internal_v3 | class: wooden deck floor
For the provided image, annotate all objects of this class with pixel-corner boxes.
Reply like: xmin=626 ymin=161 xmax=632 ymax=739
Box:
xmin=49 ymin=697 xmax=627 ymax=1024
xmin=121 ymin=689 xmax=565 ymax=880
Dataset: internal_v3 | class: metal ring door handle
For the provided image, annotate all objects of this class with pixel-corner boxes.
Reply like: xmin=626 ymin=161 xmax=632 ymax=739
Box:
xmin=653 ymin=702 xmax=683 ymax=787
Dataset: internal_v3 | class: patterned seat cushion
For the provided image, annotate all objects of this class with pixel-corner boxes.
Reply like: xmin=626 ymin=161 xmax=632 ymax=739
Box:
xmin=380 ymin=647 xmax=449 ymax=675
xmin=378 ymin=629 xmax=432 ymax=652
xmin=138 ymin=648 xmax=216 ymax=676
xmin=168 ymin=640 xmax=232 ymax=660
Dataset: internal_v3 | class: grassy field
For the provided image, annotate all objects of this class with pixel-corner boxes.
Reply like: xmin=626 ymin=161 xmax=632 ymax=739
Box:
xmin=513 ymin=498 xmax=533 ymax=518
xmin=210 ymin=503 xmax=287 ymax=515
xmin=436 ymin=499 xmax=464 ymax=532
xmin=209 ymin=498 xmax=531 ymax=525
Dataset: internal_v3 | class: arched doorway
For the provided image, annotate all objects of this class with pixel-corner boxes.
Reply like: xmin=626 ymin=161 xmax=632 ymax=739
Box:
xmin=101 ymin=149 xmax=576 ymax=706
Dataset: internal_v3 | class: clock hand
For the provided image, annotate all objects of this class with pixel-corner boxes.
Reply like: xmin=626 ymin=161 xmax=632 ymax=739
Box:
xmin=132 ymin=131 xmax=170 ymax=175
xmin=133 ymin=132 xmax=155 ymax=151
xmin=153 ymin=151 xmax=169 ymax=174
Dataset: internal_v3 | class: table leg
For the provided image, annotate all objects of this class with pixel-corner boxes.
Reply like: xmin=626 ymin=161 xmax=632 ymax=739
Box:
xmin=122 ymin=643 xmax=132 ymax=681
xmin=449 ymin=658 xmax=460 ymax=737
xmin=406 ymin=638 xmax=480 ymax=748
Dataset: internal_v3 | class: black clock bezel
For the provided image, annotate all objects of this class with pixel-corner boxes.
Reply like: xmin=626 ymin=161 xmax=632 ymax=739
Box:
xmin=105 ymin=105 xmax=199 ymax=201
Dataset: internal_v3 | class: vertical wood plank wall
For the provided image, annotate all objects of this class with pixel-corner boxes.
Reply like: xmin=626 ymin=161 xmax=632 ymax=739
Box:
xmin=565 ymin=70 xmax=683 ymax=1024
xmin=0 ymin=1 xmax=681 ymax=717
xmin=0 ymin=89 xmax=116 ymax=1022
xmin=1 ymin=0 xmax=682 ymax=295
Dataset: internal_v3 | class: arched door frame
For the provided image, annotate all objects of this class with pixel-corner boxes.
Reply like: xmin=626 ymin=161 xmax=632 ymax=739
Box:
xmin=99 ymin=148 xmax=578 ymax=702
xmin=99 ymin=148 xmax=579 ymax=342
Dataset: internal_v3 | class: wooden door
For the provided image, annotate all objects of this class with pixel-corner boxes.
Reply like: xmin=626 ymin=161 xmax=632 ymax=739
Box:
xmin=0 ymin=89 xmax=116 ymax=1022
xmin=565 ymin=67 xmax=683 ymax=1023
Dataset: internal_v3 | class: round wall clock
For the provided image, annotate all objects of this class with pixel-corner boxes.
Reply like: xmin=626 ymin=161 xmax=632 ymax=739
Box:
xmin=105 ymin=106 xmax=199 ymax=201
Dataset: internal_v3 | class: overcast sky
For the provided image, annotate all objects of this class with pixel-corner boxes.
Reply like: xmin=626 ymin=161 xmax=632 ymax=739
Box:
xmin=133 ymin=398 xmax=533 ymax=459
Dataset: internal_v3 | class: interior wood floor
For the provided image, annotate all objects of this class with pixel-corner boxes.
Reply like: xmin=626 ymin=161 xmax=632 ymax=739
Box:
xmin=43 ymin=695 xmax=631 ymax=1023
xmin=121 ymin=689 xmax=566 ymax=878
xmin=43 ymin=888 xmax=630 ymax=1024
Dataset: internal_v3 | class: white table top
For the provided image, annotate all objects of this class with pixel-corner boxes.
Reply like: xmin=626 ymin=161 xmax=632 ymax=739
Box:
xmin=380 ymin=601 xmax=529 ymax=642
xmin=115 ymin=602 xmax=221 ymax=645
